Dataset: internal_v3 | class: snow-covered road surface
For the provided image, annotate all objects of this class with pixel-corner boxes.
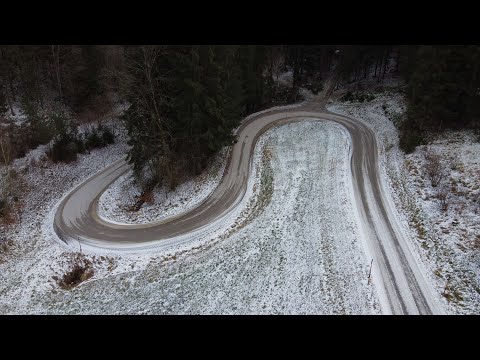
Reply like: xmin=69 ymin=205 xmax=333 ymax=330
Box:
xmin=52 ymin=101 xmax=444 ymax=315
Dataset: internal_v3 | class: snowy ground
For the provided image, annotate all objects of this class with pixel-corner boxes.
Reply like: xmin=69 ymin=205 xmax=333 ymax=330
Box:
xmin=0 ymin=120 xmax=381 ymax=314
xmin=327 ymin=88 xmax=480 ymax=314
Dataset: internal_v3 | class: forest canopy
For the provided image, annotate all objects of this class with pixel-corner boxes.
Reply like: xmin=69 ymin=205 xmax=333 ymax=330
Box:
xmin=1 ymin=44 xmax=479 ymax=192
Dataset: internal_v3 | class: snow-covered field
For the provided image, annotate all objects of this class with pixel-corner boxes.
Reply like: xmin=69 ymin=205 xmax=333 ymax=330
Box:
xmin=0 ymin=120 xmax=381 ymax=314
xmin=328 ymin=89 xmax=480 ymax=314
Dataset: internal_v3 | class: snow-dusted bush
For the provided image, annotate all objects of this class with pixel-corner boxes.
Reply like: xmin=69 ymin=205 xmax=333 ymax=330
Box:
xmin=53 ymin=253 xmax=94 ymax=290
xmin=437 ymin=185 xmax=450 ymax=212
xmin=84 ymin=125 xmax=115 ymax=151
xmin=341 ymin=91 xmax=375 ymax=103
xmin=425 ymin=149 xmax=445 ymax=187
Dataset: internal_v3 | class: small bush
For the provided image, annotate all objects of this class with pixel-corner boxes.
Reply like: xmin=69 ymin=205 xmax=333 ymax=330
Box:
xmin=269 ymin=82 xmax=302 ymax=106
xmin=85 ymin=129 xmax=103 ymax=150
xmin=425 ymin=149 xmax=445 ymax=187
xmin=101 ymin=126 xmax=115 ymax=145
xmin=437 ymin=186 xmax=450 ymax=212
xmin=29 ymin=119 xmax=54 ymax=148
xmin=341 ymin=91 xmax=375 ymax=103
xmin=75 ymin=137 xmax=86 ymax=154
xmin=46 ymin=107 xmax=84 ymax=163
xmin=399 ymin=131 xmax=425 ymax=154
xmin=84 ymin=125 xmax=115 ymax=151
xmin=54 ymin=253 xmax=94 ymax=290
xmin=49 ymin=138 xmax=79 ymax=163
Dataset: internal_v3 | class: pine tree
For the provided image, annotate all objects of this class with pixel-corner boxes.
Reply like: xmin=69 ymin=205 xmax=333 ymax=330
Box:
xmin=122 ymin=46 xmax=174 ymax=187
xmin=400 ymin=45 xmax=480 ymax=152
xmin=122 ymin=45 xmax=272 ymax=190
xmin=240 ymin=45 xmax=268 ymax=113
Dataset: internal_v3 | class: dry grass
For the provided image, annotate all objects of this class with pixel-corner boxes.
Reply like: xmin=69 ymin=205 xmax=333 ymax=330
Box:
xmin=53 ymin=253 xmax=94 ymax=290
xmin=437 ymin=186 xmax=450 ymax=212
xmin=140 ymin=190 xmax=154 ymax=205
xmin=473 ymin=235 xmax=480 ymax=250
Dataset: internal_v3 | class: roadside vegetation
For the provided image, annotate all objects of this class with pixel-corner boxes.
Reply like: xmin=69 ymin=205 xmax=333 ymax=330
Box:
xmin=399 ymin=46 xmax=480 ymax=153
xmin=53 ymin=252 xmax=94 ymax=290
xmin=2 ymin=44 xmax=480 ymax=313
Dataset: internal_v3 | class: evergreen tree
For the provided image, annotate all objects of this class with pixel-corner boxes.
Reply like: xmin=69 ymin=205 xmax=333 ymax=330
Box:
xmin=400 ymin=45 xmax=480 ymax=152
xmin=122 ymin=45 xmax=263 ymax=189
xmin=69 ymin=45 xmax=104 ymax=109
xmin=240 ymin=45 xmax=268 ymax=113
xmin=122 ymin=45 xmax=174 ymax=186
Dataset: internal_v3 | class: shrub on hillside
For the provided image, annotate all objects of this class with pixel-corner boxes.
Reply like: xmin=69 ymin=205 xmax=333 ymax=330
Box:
xmin=46 ymin=107 xmax=83 ymax=163
xmin=101 ymin=126 xmax=115 ymax=145
xmin=84 ymin=125 xmax=115 ymax=151
xmin=84 ymin=129 xmax=103 ymax=150
xmin=399 ymin=116 xmax=426 ymax=154
xmin=341 ymin=91 xmax=375 ymax=103
xmin=54 ymin=253 xmax=94 ymax=290
xmin=399 ymin=131 xmax=425 ymax=154
xmin=49 ymin=137 xmax=79 ymax=163
xmin=425 ymin=149 xmax=445 ymax=187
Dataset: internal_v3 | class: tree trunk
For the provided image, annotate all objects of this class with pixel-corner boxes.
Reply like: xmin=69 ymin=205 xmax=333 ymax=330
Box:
xmin=8 ymin=73 xmax=15 ymax=102
xmin=395 ymin=48 xmax=400 ymax=73
xmin=382 ymin=50 xmax=388 ymax=79
xmin=34 ymin=56 xmax=44 ymax=109
xmin=4 ymin=84 xmax=15 ymax=116
xmin=52 ymin=45 xmax=62 ymax=100
xmin=377 ymin=57 xmax=382 ymax=83
xmin=38 ymin=84 xmax=44 ymax=109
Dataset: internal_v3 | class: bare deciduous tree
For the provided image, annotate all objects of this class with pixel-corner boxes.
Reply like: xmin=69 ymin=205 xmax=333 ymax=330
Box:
xmin=51 ymin=45 xmax=62 ymax=100
xmin=437 ymin=185 xmax=450 ymax=212
xmin=0 ymin=132 xmax=12 ymax=219
xmin=425 ymin=148 xmax=445 ymax=187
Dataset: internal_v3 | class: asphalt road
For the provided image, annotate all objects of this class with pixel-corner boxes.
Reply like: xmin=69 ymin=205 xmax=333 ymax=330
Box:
xmin=53 ymin=100 xmax=442 ymax=315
